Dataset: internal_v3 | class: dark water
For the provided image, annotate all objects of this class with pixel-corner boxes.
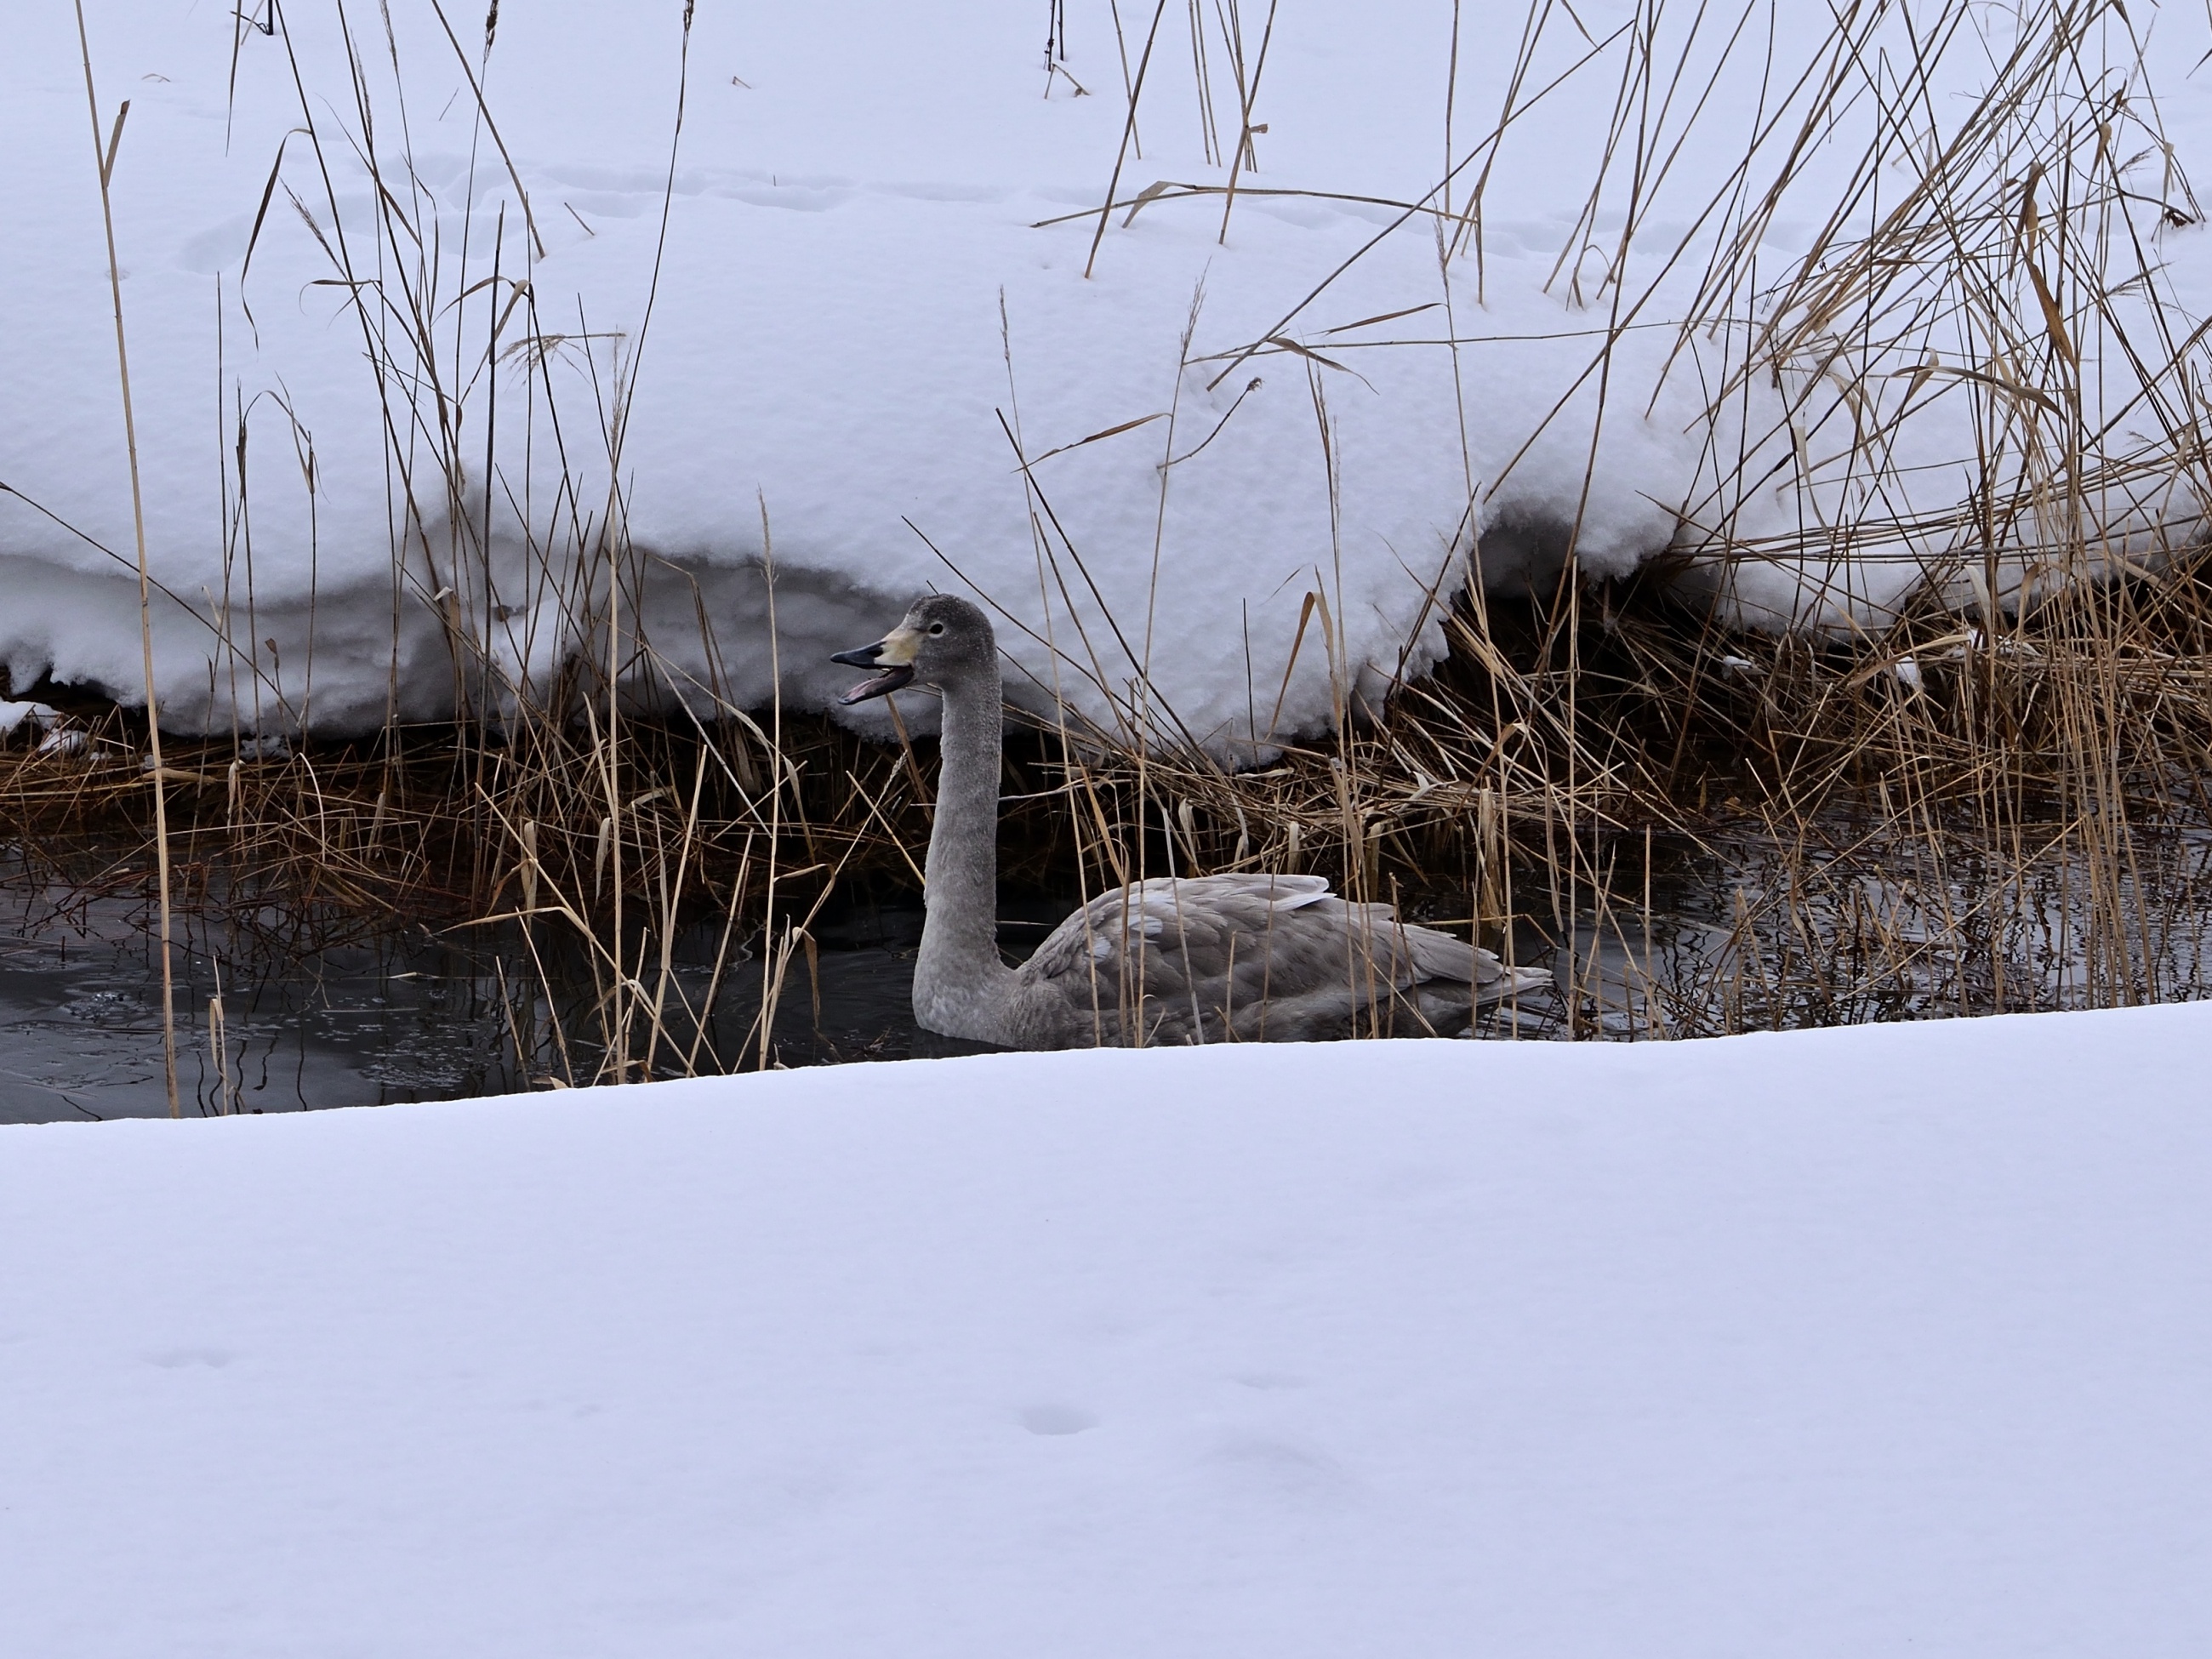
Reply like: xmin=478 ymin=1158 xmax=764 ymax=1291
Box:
xmin=0 ymin=887 xmax=1000 ymax=1124
xmin=0 ymin=894 xmax=515 ymax=1123
xmin=5 ymin=824 xmax=2209 ymax=1123
xmin=0 ymin=870 xmax=1575 ymax=1124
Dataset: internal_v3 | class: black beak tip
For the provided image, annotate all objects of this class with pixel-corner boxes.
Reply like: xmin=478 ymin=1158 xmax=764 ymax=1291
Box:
xmin=831 ymin=653 xmax=916 ymax=706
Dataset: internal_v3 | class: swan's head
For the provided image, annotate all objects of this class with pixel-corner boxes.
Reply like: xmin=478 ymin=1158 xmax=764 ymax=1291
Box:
xmin=831 ymin=594 xmax=996 ymax=705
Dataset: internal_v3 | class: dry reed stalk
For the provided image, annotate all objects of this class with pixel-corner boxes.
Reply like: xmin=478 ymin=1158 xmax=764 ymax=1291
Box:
xmin=73 ymin=0 xmax=180 ymax=1117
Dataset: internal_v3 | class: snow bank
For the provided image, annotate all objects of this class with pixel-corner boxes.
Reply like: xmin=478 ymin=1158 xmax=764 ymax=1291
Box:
xmin=4 ymin=1003 xmax=2210 ymax=1656
xmin=5 ymin=3 xmax=2209 ymax=743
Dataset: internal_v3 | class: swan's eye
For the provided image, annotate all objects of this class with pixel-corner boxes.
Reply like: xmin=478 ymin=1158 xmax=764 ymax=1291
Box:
xmin=928 ymin=622 xmax=946 ymax=636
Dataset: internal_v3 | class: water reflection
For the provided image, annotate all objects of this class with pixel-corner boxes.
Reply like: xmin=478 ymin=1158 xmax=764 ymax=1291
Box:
xmin=4 ymin=820 xmax=2209 ymax=1123
xmin=1554 ymin=826 xmax=2212 ymax=1035
xmin=0 ymin=888 xmax=518 ymax=1123
xmin=0 ymin=877 xmax=1004 ymax=1123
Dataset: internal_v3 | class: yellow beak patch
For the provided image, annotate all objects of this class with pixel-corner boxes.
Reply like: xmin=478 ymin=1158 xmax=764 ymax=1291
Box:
xmin=876 ymin=625 xmax=924 ymax=665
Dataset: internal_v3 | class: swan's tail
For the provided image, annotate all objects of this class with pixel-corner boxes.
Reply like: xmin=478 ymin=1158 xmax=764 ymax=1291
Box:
xmin=1394 ymin=920 xmax=1551 ymax=1003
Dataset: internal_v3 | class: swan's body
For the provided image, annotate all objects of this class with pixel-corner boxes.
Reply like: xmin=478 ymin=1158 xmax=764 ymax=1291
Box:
xmin=833 ymin=596 xmax=1548 ymax=1048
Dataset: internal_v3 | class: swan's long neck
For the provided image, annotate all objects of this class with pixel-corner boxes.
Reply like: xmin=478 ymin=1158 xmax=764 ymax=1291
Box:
xmin=912 ymin=665 xmax=1018 ymax=1042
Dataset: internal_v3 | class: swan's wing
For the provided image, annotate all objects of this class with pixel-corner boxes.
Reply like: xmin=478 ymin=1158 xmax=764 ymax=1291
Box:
xmin=1020 ymin=872 xmax=1513 ymax=1001
xmin=1012 ymin=874 xmax=1544 ymax=1041
xmin=1325 ymin=905 xmax=1546 ymax=992
xmin=1377 ymin=914 xmax=1513 ymax=986
xmin=1023 ymin=875 xmax=1329 ymax=972
xmin=1159 ymin=872 xmax=1335 ymax=913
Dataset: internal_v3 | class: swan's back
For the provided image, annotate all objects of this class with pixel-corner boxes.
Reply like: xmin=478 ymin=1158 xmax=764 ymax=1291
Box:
xmin=1006 ymin=873 xmax=1544 ymax=1047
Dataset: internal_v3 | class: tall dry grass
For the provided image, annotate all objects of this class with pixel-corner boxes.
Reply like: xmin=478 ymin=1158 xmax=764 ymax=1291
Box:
xmin=9 ymin=0 xmax=2212 ymax=1098
xmin=71 ymin=0 xmax=180 ymax=1115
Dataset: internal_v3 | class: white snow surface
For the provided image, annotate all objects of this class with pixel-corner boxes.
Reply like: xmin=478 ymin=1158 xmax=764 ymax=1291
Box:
xmin=6 ymin=3 xmax=2211 ymax=740
xmin=5 ymin=1002 xmax=2211 ymax=1656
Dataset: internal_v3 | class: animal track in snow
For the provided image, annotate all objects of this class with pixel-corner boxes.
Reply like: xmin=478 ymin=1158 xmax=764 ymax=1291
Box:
xmin=1018 ymin=1404 xmax=1097 ymax=1436
xmin=142 ymin=1347 xmax=236 ymax=1370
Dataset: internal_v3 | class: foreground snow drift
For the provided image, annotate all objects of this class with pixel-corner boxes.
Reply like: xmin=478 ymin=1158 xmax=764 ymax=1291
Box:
xmin=4 ymin=1004 xmax=2210 ymax=1657
xmin=6 ymin=3 xmax=2209 ymax=742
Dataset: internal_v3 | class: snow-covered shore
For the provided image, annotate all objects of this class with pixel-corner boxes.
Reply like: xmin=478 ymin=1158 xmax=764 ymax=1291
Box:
xmin=5 ymin=1003 xmax=2209 ymax=1656
xmin=7 ymin=3 xmax=2208 ymax=744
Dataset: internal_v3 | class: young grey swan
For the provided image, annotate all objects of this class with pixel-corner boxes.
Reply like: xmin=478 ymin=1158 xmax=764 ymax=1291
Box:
xmin=832 ymin=594 xmax=1548 ymax=1047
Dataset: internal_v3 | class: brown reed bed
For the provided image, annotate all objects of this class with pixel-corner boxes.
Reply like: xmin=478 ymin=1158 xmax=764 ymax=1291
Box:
xmin=8 ymin=517 xmax=2212 ymax=1092
xmin=23 ymin=0 xmax=2209 ymax=1099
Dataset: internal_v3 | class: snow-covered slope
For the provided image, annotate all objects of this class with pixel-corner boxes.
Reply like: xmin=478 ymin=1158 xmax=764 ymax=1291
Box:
xmin=4 ymin=1004 xmax=2209 ymax=1656
xmin=5 ymin=3 xmax=2209 ymax=740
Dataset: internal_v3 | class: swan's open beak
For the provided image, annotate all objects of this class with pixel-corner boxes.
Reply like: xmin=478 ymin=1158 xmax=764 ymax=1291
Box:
xmin=831 ymin=625 xmax=921 ymax=704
